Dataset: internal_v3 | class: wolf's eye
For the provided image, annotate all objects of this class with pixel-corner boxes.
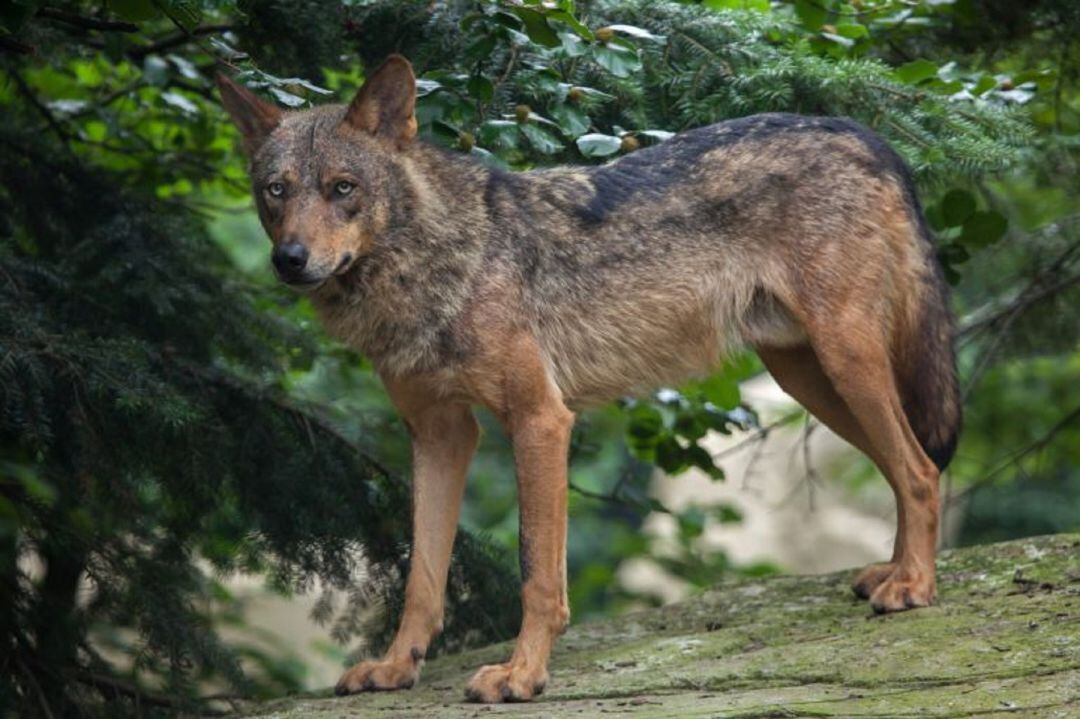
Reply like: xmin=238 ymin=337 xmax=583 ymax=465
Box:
xmin=334 ymin=180 xmax=355 ymax=197
xmin=267 ymin=182 xmax=285 ymax=198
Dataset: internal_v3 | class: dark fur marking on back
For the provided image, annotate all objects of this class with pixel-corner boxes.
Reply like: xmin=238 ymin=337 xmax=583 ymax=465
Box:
xmin=575 ymin=113 xmax=923 ymax=228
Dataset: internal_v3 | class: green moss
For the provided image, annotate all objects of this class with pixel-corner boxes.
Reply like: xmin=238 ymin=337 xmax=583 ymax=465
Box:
xmin=243 ymin=534 xmax=1080 ymax=718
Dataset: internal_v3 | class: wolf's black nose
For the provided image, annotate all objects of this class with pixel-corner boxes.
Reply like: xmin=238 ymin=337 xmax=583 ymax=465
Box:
xmin=272 ymin=241 xmax=309 ymax=276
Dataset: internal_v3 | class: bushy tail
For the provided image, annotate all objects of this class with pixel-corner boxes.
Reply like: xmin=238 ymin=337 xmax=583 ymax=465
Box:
xmin=897 ymin=232 xmax=962 ymax=472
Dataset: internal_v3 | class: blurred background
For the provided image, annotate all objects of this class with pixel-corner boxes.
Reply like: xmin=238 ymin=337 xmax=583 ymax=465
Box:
xmin=1 ymin=0 xmax=1077 ymax=715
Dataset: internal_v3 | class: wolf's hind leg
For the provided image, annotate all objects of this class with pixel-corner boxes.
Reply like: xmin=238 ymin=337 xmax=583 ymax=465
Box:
xmin=799 ymin=322 xmax=940 ymax=613
xmin=756 ymin=344 xmax=901 ymax=598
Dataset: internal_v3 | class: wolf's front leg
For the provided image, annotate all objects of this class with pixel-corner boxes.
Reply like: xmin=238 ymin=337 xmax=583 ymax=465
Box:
xmin=335 ymin=398 xmax=478 ymax=695
xmin=465 ymin=394 xmax=573 ymax=703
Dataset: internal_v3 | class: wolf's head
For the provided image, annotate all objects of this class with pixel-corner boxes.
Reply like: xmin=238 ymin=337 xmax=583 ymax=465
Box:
xmin=217 ymin=56 xmax=417 ymax=288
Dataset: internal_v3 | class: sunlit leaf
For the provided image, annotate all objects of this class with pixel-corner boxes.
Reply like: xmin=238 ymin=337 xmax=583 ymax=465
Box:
xmin=576 ymin=133 xmax=622 ymax=157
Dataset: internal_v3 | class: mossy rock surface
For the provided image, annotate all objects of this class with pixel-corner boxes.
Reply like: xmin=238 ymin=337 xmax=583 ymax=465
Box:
xmin=246 ymin=534 xmax=1079 ymax=718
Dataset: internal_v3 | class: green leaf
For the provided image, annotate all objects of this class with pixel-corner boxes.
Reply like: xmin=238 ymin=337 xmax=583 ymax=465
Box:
xmin=603 ymin=24 xmax=666 ymax=43
xmin=161 ymin=91 xmax=198 ymax=115
xmin=895 ymin=59 xmax=939 ymax=85
xmin=639 ymin=129 xmax=674 ymax=142
xmin=477 ymin=120 xmax=520 ymax=151
xmin=547 ymin=9 xmax=593 ymax=41
xmin=626 ymin=403 xmax=664 ymax=441
xmin=520 ymin=123 xmax=564 ymax=155
xmin=820 ymin=32 xmax=855 ymax=48
xmin=835 ymin=23 xmax=868 ymax=39
xmin=685 ymin=444 xmax=723 ymax=480
xmin=268 ymin=87 xmax=305 ymax=108
xmin=143 ymin=55 xmax=170 ymax=86
xmin=549 ymin=103 xmax=590 ymax=137
xmin=694 ymin=373 xmax=740 ymax=410
xmin=676 ymin=507 xmax=706 ymax=539
xmin=576 ymin=133 xmax=622 ymax=157
xmin=512 ymin=7 xmax=561 ymax=47
xmin=158 ymin=0 xmax=201 ymax=30
xmin=591 ymin=42 xmax=641 ymax=78
xmin=467 ymin=75 xmax=494 ymax=103
xmin=941 ymin=188 xmax=976 ymax=227
xmin=793 ymin=0 xmax=828 ymax=31
xmin=415 ymin=78 xmax=442 ymax=97
xmin=714 ymin=504 xmax=742 ymax=523
xmin=655 ymin=436 xmax=687 ymax=474
xmin=109 ymin=0 xmax=158 ymax=21
xmin=960 ymin=210 xmax=1008 ymax=249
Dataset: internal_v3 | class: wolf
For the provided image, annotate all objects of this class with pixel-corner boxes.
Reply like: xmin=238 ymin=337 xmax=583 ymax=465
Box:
xmin=218 ymin=54 xmax=960 ymax=704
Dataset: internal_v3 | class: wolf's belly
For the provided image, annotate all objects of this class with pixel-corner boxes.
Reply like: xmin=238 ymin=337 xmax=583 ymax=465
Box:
xmin=533 ymin=295 xmax=729 ymax=407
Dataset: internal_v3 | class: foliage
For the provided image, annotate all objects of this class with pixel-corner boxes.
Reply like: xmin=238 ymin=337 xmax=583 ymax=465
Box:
xmin=0 ymin=117 xmax=519 ymax=715
xmin=0 ymin=0 xmax=1076 ymax=715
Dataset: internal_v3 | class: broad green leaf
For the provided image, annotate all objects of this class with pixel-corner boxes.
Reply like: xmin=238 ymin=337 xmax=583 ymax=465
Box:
xmin=941 ymin=188 xmax=976 ymax=226
xmin=161 ymin=91 xmax=198 ymax=114
xmin=706 ymin=0 xmax=770 ymax=10
xmin=467 ymin=75 xmax=494 ymax=103
xmin=655 ymin=437 xmax=687 ymax=474
xmin=143 ymin=55 xmax=170 ymax=86
xmin=821 ymin=32 xmax=855 ymax=48
xmin=961 ymin=210 xmax=1008 ymax=249
xmin=685 ymin=444 xmax=723 ymax=480
xmin=835 ymin=23 xmax=868 ymax=39
xmin=415 ymin=78 xmax=442 ymax=97
xmin=591 ymin=42 xmax=641 ymax=78
xmin=626 ymin=403 xmax=664 ymax=440
xmin=576 ymin=133 xmax=622 ymax=157
xmin=520 ymin=123 xmax=564 ymax=154
xmin=478 ymin=120 xmax=520 ymax=151
xmin=895 ymin=59 xmax=939 ymax=85
xmin=793 ymin=0 xmax=827 ymax=31
xmin=549 ymin=103 xmax=590 ymax=137
xmin=109 ymin=0 xmax=158 ymax=21
xmin=603 ymin=24 xmax=666 ymax=43
xmin=688 ymin=373 xmax=740 ymax=410
xmin=512 ymin=8 xmax=560 ymax=47
xmin=639 ymin=129 xmax=675 ymax=142
xmin=268 ymin=87 xmax=305 ymax=107
xmin=547 ymin=9 xmax=593 ymax=41
xmin=159 ymin=0 xmax=201 ymax=30
xmin=714 ymin=504 xmax=741 ymax=523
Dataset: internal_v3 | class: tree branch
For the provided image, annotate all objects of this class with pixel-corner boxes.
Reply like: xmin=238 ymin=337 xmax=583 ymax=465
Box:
xmin=129 ymin=24 xmax=238 ymax=60
xmin=36 ymin=7 xmax=139 ymax=33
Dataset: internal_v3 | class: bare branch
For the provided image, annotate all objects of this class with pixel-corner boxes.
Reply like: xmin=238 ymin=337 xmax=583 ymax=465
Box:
xmin=36 ymin=7 xmax=139 ymax=33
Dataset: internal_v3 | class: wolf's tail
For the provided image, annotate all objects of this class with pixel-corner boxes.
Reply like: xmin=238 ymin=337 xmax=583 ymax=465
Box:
xmin=895 ymin=209 xmax=962 ymax=472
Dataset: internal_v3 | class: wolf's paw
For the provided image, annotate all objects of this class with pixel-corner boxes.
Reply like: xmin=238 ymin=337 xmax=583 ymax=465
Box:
xmin=869 ymin=569 xmax=936 ymax=614
xmin=334 ymin=657 xmax=419 ymax=696
xmin=464 ymin=662 xmax=547 ymax=703
xmin=852 ymin=562 xmax=896 ymax=599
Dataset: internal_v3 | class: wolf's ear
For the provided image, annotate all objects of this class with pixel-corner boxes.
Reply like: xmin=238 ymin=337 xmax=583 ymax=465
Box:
xmin=216 ymin=73 xmax=283 ymax=154
xmin=343 ymin=55 xmax=417 ymax=149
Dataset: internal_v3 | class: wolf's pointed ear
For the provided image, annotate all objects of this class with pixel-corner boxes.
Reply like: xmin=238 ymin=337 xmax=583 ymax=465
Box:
xmin=216 ymin=73 xmax=283 ymax=154
xmin=342 ymin=55 xmax=417 ymax=149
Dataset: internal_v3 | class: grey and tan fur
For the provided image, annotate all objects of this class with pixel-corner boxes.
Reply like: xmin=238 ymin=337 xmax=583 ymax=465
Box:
xmin=218 ymin=55 xmax=961 ymax=704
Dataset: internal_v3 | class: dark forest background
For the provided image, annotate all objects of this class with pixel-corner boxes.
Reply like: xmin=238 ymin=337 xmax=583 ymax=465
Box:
xmin=1 ymin=0 xmax=1076 ymax=715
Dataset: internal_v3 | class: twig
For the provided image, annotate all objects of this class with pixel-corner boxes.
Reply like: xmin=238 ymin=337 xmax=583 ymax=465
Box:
xmin=129 ymin=24 xmax=238 ymax=60
xmin=16 ymin=655 xmax=55 ymax=719
xmin=0 ymin=36 xmax=36 ymax=55
xmin=36 ymin=7 xmax=139 ymax=33
xmin=9 ymin=71 xmax=72 ymax=147
xmin=947 ymin=405 xmax=1080 ymax=506
xmin=711 ymin=409 xmax=803 ymax=464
